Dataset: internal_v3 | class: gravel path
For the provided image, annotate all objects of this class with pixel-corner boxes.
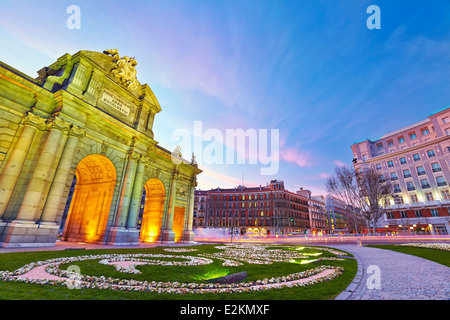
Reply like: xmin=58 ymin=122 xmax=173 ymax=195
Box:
xmin=330 ymin=245 xmax=450 ymax=300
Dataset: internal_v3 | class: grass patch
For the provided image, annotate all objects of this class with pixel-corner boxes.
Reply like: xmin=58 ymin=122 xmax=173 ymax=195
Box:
xmin=0 ymin=244 xmax=357 ymax=300
xmin=367 ymin=245 xmax=450 ymax=267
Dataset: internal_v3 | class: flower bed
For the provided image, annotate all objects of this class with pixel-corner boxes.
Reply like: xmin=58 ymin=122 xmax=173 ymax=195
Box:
xmin=0 ymin=244 xmax=347 ymax=294
xmin=396 ymin=243 xmax=450 ymax=251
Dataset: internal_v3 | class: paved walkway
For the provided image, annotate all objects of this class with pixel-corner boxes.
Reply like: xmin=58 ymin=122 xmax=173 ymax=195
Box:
xmin=330 ymin=245 xmax=450 ymax=300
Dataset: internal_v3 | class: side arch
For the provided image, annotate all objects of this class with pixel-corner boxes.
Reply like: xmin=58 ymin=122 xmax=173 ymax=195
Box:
xmin=139 ymin=178 xmax=165 ymax=242
xmin=62 ymin=154 xmax=117 ymax=243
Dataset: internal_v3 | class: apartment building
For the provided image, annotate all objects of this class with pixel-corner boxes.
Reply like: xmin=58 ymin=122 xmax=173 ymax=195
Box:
xmin=193 ymin=180 xmax=327 ymax=236
xmin=351 ymin=107 xmax=450 ymax=234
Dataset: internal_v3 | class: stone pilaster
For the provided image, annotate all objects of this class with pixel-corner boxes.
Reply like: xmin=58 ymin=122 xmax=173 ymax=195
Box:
xmin=126 ymin=156 xmax=148 ymax=228
xmin=108 ymin=150 xmax=141 ymax=245
xmin=16 ymin=117 xmax=71 ymax=223
xmin=40 ymin=124 xmax=85 ymax=224
xmin=161 ymin=170 xmax=178 ymax=243
xmin=0 ymin=113 xmax=46 ymax=219
xmin=182 ymin=179 xmax=197 ymax=243
xmin=114 ymin=150 xmax=140 ymax=228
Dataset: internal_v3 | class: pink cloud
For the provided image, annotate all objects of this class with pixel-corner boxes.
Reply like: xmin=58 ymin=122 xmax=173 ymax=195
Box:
xmin=279 ymin=147 xmax=311 ymax=167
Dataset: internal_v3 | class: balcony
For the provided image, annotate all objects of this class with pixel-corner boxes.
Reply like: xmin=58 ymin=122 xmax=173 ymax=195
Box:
xmin=437 ymin=181 xmax=447 ymax=187
xmin=417 ymin=171 xmax=427 ymax=176
xmin=407 ymin=187 xmax=416 ymax=191
xmin=421 ymin=184 xmax=431 ymax=189
xmin=403 ymin=174 xmax=412 ymax=178
xmin=391 ymin=177 xmax=399 ymax=181
xmin=384 ymin=198 xmax=450 ymax=210
xmin=432 ymin=167 xmax=442 ymax=173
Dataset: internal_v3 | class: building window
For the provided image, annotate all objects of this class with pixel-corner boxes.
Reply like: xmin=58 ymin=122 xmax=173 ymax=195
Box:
xmin=377 ymin=143 xmax=384 ymax=150
xmin=379 ymin=174 xmax=386 ymax=182
xmin=362 ymin=154 xmax=368 ymax=161
xmin=376 ymin=163 xmax=382 ymax=170
xmin=431 ymin=209 xmax=439 ymax=217
xmin=398 ymin=137 xmax=405 ymax=144
xmin=387 ymin=140 xmax=394 ymax=147
xmin=421 ymin=128 xmax=430 ymax=136
xmin=425 ymin=192 xmax=434 ymax=202
xmin=397 ymin=195 xmax=404 ymax=204
xmin=446 ymin=128 xmax=450 ymax=136
xmin=393 ymin=184 xmax=401 ymax=193
xmin=403 ymin=169 xmax=411 ymax=178
xmin=441 ymin=190 xmax=450 ymax=200
xmin=411 ymin=194 xmax=418 ymax=203
xmin=390 ymin=172 xmax=398 ymax=180
xmin=443 ymin=117 xmax=449 ymax=124
xmin=412 ymin=153 xmax=421 ymax=161
xmin=386 ymin=212 xmax=394 ymax=219
xmin=400 ymin=157 xmax=407 ymax=165
xmin=421 ymin=179 xmax=431 ymax=189
xmin=415 ymin=210 xmax=423 ymax=217
xmin=387 ymin=160 xmax=394 ymax=167
xmin=427 ymin=150 xmax=436 ymax=158
xmin=432 ymin=162 xmax=442 ymax=172
xmin=401 ymin=211 xmax=408 ymax=218
xmin=406 ymin=182 xmax=415 ymax=191
xmin=436 ymin=176 xmax=447 ymax=187
xmin=417 ymin=166 xmax=426 ymax=175
xmin=409 ymin=133 xmax=417 ymax=140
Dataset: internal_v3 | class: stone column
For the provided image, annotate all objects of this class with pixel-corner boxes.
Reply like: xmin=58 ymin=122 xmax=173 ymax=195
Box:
xmin=108 ymin=150 xmax=140 ymax=245
xmin=183 ymin=179 xmax=196 ymax=243
xmin=161 ymin=170 xmax=178 ymax=243
xmin=0 ymin=113 xmax=46 ymax=219
xmin=16 ymin=117 xmax=72 ymax=223
xmin=114 ymin=151 xmax=139 ymax=228
xmin=40 ymin=125 xmax=85 ymax=224
xmin=126 ymin=158 xmax=147 ymax=229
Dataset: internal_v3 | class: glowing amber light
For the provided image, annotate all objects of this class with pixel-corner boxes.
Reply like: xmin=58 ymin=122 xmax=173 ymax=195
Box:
xmin=173 ymin=206 xmax=186 ymax=242
xmin=140 ymin=179 xmax=165 ymax=243
xmin=63 ymin=155 xmax=116 ymax=243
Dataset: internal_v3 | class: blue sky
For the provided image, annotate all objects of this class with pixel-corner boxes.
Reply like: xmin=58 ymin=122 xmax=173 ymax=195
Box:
xmin=1 ymin=0 xmax=450 ymax=195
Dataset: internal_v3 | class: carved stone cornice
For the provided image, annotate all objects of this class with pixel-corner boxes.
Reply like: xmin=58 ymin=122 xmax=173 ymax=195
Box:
xmin=22 ymin=113 xmax=47 ymax=130
xmin=128 ymin=149 xmax=141 ymax=161
xmin=68 ymin=125 xmax=86 ymax=138
xmin=48 ymin=117 xmax=72 ymax=132
xmin=140 ymin=155 xmax=153 ymax=167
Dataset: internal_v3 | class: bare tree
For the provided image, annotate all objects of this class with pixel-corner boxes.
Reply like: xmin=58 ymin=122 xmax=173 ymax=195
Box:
xmin=325 ymin=165 xmax=393 ymax=234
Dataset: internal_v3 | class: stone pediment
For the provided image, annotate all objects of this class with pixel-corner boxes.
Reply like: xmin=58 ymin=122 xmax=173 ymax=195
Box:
xmin=38 ymin=49 xmax=161 ymax=138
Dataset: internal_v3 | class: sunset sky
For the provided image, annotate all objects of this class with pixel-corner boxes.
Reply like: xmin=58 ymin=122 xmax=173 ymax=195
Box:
xmin=2 ymin=0 xmax=450 ymax=195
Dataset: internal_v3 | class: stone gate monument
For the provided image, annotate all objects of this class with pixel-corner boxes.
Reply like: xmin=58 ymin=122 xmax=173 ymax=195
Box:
xmin=0 ymin=49 xmax=201 ymax=247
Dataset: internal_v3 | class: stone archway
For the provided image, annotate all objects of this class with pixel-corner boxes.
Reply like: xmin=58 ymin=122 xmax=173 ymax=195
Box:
xmin=173 ymin=206 xmax=186 ymax=242
xmin=62 ymin=154 xmax=116 ymax=243
xmin=139 ymin=179 xmax=165 ymax=243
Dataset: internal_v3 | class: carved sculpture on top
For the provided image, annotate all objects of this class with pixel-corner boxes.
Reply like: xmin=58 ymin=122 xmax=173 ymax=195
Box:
xmin=103 ymin=49 xmax=139 ymax=90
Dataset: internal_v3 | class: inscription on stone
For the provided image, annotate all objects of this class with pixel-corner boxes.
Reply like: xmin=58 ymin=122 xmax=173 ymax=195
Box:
xmin=100 ymin=88 xmax=131 ymax=116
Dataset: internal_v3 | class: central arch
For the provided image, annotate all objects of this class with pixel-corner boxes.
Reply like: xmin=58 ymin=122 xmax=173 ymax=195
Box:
xmin=62 ymin=154 xmax=117 ymax=243
xmin=139 ymin=178 xmax=165 ymax=242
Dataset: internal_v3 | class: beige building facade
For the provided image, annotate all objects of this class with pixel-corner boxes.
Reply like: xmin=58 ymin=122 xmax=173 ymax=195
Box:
xmin=0 ymin=49 xmax=201 ymax=247
xmin=351 ymin=107 xmax=450 ymax=234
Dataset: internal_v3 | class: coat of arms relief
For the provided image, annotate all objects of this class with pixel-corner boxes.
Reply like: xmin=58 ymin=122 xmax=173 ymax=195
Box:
xmin=103 ymin=49 xmax=139 ymax=90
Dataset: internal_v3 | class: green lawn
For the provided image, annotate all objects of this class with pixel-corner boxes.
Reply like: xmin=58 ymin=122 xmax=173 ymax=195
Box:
xmin=0 ymin=244 xmax=357 ymax=300
xmin=367 ymin=245 xmax=450 ymax=267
